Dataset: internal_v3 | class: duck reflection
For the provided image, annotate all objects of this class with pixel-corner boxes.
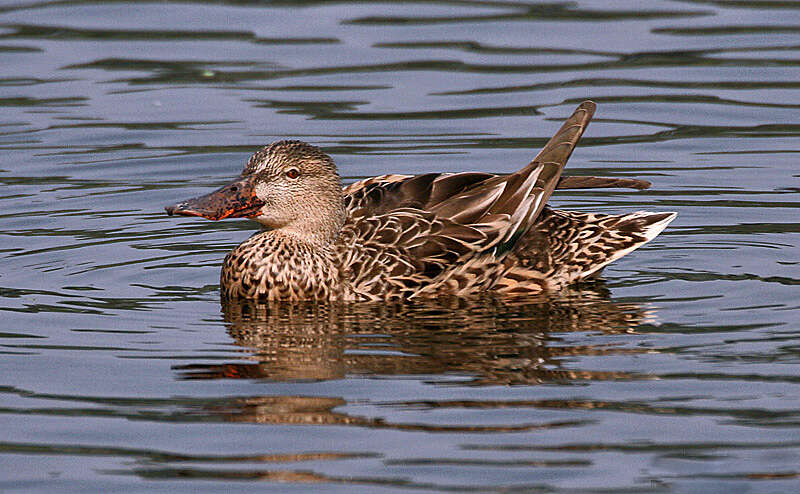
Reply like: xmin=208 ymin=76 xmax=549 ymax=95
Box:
xmin=175 ymin=287 xmax=653 ymax=385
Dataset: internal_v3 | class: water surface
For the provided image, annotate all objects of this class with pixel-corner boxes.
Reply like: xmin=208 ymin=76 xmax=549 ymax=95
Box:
xmin=1 ymin=1 xmax=799 ymax=492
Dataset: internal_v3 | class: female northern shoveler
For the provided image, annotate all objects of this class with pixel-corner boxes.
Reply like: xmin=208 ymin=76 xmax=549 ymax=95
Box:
xmin=166 ymin=101 xmax=675 ymax=300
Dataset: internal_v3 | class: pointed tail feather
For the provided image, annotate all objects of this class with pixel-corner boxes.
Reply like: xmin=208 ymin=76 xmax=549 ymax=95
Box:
xmin=573 ymin=210 xmax=677 ymax=280
xmin=495 ymin=209 xmax=676 ymax=294
xmin=531 ymin=101 xmax=596 ymax=168
xmin=520 ymin=101 xmax=597 ymax=224
xmin=483 ymin=101 xmax=598 ymax=248
xmin=427 ymin=101 xmax=598 ymax=252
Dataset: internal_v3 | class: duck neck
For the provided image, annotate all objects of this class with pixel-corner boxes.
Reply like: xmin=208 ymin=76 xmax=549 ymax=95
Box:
xmin=266 ymin=195 xmax=346 ymax=248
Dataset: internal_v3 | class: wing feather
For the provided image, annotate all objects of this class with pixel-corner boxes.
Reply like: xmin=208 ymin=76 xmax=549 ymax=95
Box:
xmin=340 ymin=101 xmax=599 ymax=298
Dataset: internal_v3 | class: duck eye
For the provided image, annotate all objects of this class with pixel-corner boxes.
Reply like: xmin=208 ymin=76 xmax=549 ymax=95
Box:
xmin=285 ymin=168 xmax=300 ymax=179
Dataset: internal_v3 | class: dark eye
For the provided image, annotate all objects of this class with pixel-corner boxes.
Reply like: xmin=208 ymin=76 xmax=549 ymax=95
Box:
xmin=285 ymin=168 xmax=300 ymax=179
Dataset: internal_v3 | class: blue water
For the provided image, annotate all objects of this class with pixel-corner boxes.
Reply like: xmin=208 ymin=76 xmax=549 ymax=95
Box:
xmin=1 ymin=1 xmax=799 ymax=492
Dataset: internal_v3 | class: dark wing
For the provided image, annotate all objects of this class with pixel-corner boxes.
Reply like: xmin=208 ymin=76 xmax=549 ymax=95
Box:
xmin=345 ymin=173 xmax=651 ymax=197
xmin=340 ymin=101 xmax=597 ymax=298
xmin=346 ymin=100 xmax=597 ymax=240
xmin=555 ymin=176 xmax=651 ymax=190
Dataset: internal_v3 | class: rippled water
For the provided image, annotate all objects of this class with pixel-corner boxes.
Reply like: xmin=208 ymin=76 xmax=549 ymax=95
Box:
xmin=1 ymin=1 xmax=799 ymax=492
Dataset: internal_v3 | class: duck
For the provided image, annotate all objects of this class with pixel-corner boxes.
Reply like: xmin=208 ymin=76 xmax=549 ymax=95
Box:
xmin=165 ymin=101 xmax=676 ymax=301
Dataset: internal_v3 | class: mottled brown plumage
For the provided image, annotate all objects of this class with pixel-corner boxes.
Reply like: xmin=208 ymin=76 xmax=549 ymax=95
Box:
xmin=166 ymin=101 xmax=676 ymax=301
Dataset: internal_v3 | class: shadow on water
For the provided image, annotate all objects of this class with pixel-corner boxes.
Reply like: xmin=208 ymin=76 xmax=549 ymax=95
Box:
xmin=176 ymin=286 xmax=652 ymax=387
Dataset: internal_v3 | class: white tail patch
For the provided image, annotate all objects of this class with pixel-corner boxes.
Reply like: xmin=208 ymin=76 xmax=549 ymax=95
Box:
xmin=639 ymin=211 xmax=678 ymax=243
xmin=578 ymin=211 xmax=677 ymax=280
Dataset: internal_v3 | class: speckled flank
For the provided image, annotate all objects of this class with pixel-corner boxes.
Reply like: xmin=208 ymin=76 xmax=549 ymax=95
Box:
xmin=221 ymin=231 xmax=343 ymax=300
xmin=169 ymin=101 xmax=676 ymax=301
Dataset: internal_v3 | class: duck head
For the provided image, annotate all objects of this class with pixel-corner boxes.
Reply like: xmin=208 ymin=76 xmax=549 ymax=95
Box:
xmin=166 ymin=140 xmax=346 ymax=245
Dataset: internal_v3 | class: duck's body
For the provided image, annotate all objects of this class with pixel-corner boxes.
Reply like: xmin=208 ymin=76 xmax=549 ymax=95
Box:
xmin=167 ymin=101 xmax=675 ymax=301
